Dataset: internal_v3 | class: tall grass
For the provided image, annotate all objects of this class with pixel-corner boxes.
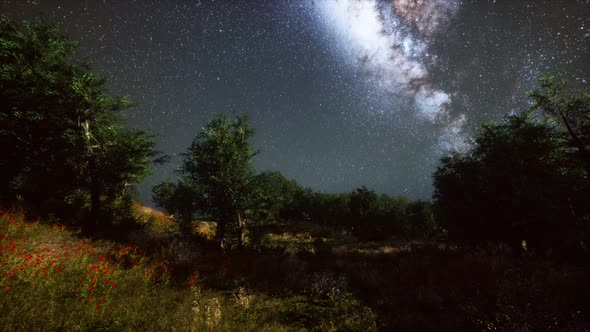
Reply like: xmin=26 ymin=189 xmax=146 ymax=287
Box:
xmin=0 ymin=208 xmax=375 ymax=331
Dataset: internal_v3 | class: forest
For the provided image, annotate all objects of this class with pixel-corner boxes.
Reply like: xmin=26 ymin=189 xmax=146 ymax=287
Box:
xmin=1 ymin=16 xmax=589 ymax=331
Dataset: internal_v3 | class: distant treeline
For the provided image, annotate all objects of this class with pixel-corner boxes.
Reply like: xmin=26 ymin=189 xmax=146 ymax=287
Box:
xmin=155 ymin=170 xmax=435 ymax=242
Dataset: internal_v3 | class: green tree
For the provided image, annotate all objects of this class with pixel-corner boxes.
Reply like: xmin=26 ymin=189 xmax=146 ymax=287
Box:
xmin=251 ymin=170 xmax=305 ymax=222
xmin=180 ymin=114 xmax=257 ymax=248
xmin=0 ymin=16 xmax=161 ymax=229
xmin=152 ymin=179 xmax=203 ymax=235
xmin=433 ymin=79 xmax=588 ymax=251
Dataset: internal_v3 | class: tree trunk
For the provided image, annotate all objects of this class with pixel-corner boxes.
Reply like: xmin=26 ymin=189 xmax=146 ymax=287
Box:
xmin=217 ymin=220 xmax=226 ymax=249
xmin=86 ymin=159 xmax=101 ymax=235
xmin=237 ymin=213 xmax=244 ymax=248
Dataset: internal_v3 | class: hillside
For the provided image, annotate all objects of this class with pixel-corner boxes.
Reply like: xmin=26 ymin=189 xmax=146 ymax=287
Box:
xmin=0 ymin=207 xmax=376 ymax=331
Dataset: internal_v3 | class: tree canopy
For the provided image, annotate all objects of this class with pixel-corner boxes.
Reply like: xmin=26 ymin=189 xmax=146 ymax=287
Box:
xmin=177 ymin=114 xmax=257 ymax=247
xmin=0 ymin=16 xmax=161 ymax=229
xmin=433 ymin=76 xmax=589 ymax=252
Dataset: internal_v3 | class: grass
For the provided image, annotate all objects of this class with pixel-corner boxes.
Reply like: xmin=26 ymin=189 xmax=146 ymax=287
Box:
xmin=0 ymin=207 xmax=376 ymax=331
xmin=1 ymin=206 xmax=589 ymax=331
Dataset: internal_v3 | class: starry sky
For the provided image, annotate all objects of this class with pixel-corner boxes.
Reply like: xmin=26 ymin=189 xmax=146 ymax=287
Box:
xmin=1 ymin=0 xmax=589 ymax=204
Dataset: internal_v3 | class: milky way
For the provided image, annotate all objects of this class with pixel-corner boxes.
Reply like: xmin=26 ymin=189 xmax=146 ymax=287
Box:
xmin=315 ymin=0 xmax=467 ymax=152
xmin=1 ymin=0 xmax=588 ymax=203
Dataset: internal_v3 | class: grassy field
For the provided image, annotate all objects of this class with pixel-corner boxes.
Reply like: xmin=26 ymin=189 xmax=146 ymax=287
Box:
xmin=1 ymin=207 xmax=589 ymax=331
xmin=0 ymin=208 xmax=375 ymax=331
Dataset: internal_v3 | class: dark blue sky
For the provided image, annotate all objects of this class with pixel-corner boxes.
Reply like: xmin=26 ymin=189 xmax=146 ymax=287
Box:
xmin=2 ymin=0 xmax=588 ymax=204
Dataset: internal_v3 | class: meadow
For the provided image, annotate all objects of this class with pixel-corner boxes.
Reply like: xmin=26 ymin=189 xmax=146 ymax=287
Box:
xmin=1 ymin=206 xmax=588 ymax=331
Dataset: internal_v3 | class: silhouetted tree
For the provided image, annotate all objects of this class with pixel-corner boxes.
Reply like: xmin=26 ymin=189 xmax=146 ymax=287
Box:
xmin=406 ymin=200 xmax=435 ymax=238
xmin=251 ymin=171 xmax=306 ymax=222
xmin=0 ymin=16 xmax=161 ymax=229
xmin=528 ymin=76 xmax=590 ymax=172
xmin=434 ymin=77 xmax=589 ymax=251
xmin=152 ymin=179 xmax=202 ymax=235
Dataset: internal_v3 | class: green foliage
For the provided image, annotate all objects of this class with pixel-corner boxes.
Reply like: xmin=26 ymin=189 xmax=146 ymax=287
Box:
xmin=348 ymin=187 xmax=433 ymax=240
xmin=271 ymin=185 xmax=435 ymax=241
xmin=0 ymin=16 xmax=161 ymax=228
xmin=151 ymin=181 xmax=177 ymax=216
xmin=434 ymin=76 xmax=589 ymax=252
xmin=157 ymin=114 xmax=434 ymax=244
xmin=251 ymin=171 xmax=307 ymax=222
xmin=179 ymin=114 xmax=257 ymax=247
xmin=152 ymin=179 xmax=203 ymax=234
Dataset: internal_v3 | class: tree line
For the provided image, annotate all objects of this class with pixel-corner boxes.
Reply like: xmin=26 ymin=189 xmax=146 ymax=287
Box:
xmin=1 ymin=17 xmax=588 ymax=254
xmin=152 ymin=124 xmax=437 ymax=246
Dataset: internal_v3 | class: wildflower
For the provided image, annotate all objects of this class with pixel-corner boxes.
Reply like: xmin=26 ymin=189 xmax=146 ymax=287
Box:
xmin=111 ymin=283 xmax=117 ymax=288
xmin=100 ymin=297 xmax=106 ymax=303
xmin=95 ymin=305 xmax=102 ymax=310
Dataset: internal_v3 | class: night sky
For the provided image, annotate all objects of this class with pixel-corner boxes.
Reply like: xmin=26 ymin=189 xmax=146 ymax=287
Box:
xmin=1 ymin=0 xmax=589 ymax=204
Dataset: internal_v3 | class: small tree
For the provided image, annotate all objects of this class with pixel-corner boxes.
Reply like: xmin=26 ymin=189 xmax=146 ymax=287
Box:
xmin=250 ymin=171 xmax=305 ymax=222
xmin=180 ymin=114 xmax=257 ymax=248
xmin=152 ymin=179 xmax=203 ymax=235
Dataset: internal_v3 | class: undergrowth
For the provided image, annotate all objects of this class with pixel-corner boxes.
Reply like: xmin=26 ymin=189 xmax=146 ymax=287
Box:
xmin=0 ymin=208 xmax=376 ymax=331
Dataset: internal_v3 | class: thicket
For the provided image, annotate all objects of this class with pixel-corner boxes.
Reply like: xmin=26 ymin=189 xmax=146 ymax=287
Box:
xmin=434 ymin=76 xmax=590 ymax=254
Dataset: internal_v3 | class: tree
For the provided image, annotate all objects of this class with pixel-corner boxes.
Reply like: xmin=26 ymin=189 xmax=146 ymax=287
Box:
xmin=152 ymin=179 xmax=203 ymax=235
xmin=250 ymin=171 xmax=305 ymax=222
xmin=180 ymin=114 xmax=257 ymax=248
xmin=406 ymin=200 xmax=435 ymax=238
xmin=527 ymin=76 xmax=590 ymax=171
xmin=0 ymin=16 xmax=161 ymax=228
xmin=433 ymin=78 xmax=588 ymax=251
